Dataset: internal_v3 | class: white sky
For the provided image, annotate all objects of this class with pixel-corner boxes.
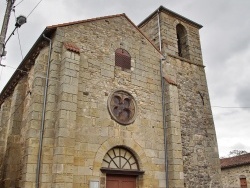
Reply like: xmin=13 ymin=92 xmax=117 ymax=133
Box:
xmin=0 ymin=0 xmax=250 ymax=157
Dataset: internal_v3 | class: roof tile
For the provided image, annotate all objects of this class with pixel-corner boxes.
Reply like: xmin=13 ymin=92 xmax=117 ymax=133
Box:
xmin=220 ymin=153 xmax=250 ymax=169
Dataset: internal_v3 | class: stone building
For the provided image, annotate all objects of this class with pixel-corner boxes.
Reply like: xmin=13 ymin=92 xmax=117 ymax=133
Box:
xmin=0 ymin=6 xmax=222 ymax=188
xmin=221 ymin=153 xmax=250 ymax=188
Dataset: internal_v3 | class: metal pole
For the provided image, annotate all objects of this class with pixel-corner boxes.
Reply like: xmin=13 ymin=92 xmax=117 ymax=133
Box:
xmin=157 ymin=9 xmax=169 ymax=188
xmin=0 ymin=0 xmax=16 ymax=64
xmin=35 ymin=34 xmax=52 ymax=188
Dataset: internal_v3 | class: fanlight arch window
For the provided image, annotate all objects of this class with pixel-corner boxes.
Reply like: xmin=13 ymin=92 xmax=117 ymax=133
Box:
xmin=176 ymin=24 xmax=189 ymax=59
xmin=102 ymin=147 xmax=138 ymax=170
xmin=115 ymin=48 xmax=131 ymax=70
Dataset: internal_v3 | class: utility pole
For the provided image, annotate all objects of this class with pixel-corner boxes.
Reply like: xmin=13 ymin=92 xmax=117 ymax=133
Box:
xmin=0 ymin=0 xmax=16 ymax=65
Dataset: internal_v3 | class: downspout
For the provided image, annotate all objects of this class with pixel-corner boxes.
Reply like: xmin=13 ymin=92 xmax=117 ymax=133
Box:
xmin=158 ymin=9 xmax=168 ymax=188
xmin=35 ymin=34 xmax=52 ymax=188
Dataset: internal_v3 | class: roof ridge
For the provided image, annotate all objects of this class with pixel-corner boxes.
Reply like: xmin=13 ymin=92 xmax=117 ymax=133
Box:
xmin=220 ymin=153 xmax=250 ymax=169
xmin=47 ymin=13 xmax=126 ymax=29
xmin=221 ymin=153 xmax=250 ymax=160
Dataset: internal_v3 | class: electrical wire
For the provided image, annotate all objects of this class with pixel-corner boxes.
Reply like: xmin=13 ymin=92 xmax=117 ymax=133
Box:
xmin=2 ymin=31 xmax=249 ymax=111
xmin=2 ymin=63 xmax=61 ymax=83
xmin=16 ymin=28 xmax=24 ymax=59
xmin=3 ymin=63 xmax=250 ymax=108
xmin=211 ymin=106 xmax=250 ymax=109
xmin=3 ymin=64 xmax=29 ymax=74
xmin=13 ymin=0 xmax=25 ymax=8
xmin=2 ymin=62 xmax=250 ymax=110
xmin=27 ymin=0 xmax=44 ymax=18
xmin=0 ymin=66 xmax=3 ymax=82
xmin=13 ymin=9 xmax=24 ymax=60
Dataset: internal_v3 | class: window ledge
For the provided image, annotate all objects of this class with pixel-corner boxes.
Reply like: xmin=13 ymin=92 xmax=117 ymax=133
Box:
xmin=100 ymin=168 xmax=145 ymax=176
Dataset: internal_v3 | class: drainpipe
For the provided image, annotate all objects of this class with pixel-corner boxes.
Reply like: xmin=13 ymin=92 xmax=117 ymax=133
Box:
xmin=35 ymin=34 xmax=52 ymax=188
xmin=158 ymin=9 xmax=169 ymax=188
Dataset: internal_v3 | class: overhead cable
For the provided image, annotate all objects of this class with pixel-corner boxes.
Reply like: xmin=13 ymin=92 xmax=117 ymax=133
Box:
xmin=13 ymin=0 xmax=25 ymax=8
xmin=212 ymin=106 xmax=250 ymax=109
xmin=27 ymin=0 xmax=44 ymax=18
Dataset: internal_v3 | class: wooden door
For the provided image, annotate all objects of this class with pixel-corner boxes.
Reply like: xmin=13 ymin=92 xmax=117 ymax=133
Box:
xmin=240 ymin=177 xmax=247 ymax=188
xmin=106 ymin=175 xmax=136 ymax=188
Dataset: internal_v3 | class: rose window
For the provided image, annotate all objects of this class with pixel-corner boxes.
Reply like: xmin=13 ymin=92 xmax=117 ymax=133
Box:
xmin=108 ymin=90 xmax=137 ymax=125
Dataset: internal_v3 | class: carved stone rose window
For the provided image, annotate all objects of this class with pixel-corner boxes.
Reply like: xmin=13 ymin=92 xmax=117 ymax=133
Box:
xmin=108 ymin=90 xmax=137 ymax=125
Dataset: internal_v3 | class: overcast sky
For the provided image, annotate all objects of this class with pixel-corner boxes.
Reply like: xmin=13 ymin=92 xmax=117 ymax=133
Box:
xmin=1 ymin=0 xmax=250 ymax=157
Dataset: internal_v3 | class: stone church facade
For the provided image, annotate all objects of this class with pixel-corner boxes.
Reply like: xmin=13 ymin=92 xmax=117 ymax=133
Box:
xmin=0 ymin=6 xmax=222 ymax=188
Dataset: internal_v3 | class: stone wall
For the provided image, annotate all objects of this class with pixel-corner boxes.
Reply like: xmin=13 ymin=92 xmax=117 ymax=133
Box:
xmin=0 ymin=45 xmax=53 ymax=187
xmin=0 ymin=97 xmax=11 ymax=187
xmin=140 ymin=10 xmax=222 ymax=187
xmin=0 ymin=76 xmax=28 ymax=187
xmin=140 ymin=11 xmax=203 ymax=65
xmin=57 ymin=16 xmax=166 ymax=188
xmin=0 ymin=15 xmax=167 ymax=188
xmin=165 ymin=56 xmax=221 ymax=188
xmin=221 ymin=165 xmax=250 ymax=188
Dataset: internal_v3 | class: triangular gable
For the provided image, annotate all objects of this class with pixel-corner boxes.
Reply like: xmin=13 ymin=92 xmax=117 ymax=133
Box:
xmin=45 ymin=13 xmax=162 ymax=55
xmin=0 ymin=13 xmax=163 ymax=104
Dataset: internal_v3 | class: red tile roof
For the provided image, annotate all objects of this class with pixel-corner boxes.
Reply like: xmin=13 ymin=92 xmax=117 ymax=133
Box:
xmin=220 ymin=153 xmax=250 ymax=169
xmin=64 ymin=42 xmax=80 ymax=53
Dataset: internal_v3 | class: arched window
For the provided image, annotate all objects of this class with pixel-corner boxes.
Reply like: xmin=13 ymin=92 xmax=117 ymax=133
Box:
xmin=176 ymin=24 xmax=189 ymax=59
xmin=115 ymin=48 xmax=131 ymax=70
xmin=100 ymin=147 xmax=144 ymax=176
xmin=102 ymin=147 xmax=138 ymax=170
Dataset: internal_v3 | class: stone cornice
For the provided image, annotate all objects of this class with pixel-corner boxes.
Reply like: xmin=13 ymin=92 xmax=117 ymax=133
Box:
xmin=138 ymin=6 xmax=203 ymax=29
xmin=167 ymin=53 xmax=205 ymax=68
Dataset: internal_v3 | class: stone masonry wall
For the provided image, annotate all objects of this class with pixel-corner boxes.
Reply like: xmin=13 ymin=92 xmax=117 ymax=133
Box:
xmin=140 ymin=12 xmax=203 ymax=65
xmin=159 ymin=12 xmax=203 ymax=65
xmin=18 ymin=36 xmax=65 ymax=188
xmin=0 ymin=15 xmax=167 ymax=188
xmin=0 ymin=77 xmax=27 ymax=187
xmin=55 ymin=16 xmax=166 ymax=188
xmin=0 ymin=98 xmax=11 ymax=187
xmin=164 ymin=78 xmax=185 ymax=188
xmin=140 ymin=10 xmax=222 ymax=187
xmin=221 ymin=166 xmax=250 ymax=188
xmin=19 ymin=47 xmax=51 ymax=188
xmin=139 ymin=14 xmax=161 ymax=50
xmin=166 ymin=56 xmax=221 ymax=188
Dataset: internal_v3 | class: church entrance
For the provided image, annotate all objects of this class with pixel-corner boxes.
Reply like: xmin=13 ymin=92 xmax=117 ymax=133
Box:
xmin=101 ymin=147 xmax=144 ymax=188
xmin=106 ymin=175 xmax=136 ymax=188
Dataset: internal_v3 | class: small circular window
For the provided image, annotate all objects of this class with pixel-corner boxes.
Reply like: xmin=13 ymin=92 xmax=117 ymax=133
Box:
xmin=107 ymin=90 xmax=137 ymax=125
